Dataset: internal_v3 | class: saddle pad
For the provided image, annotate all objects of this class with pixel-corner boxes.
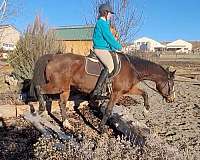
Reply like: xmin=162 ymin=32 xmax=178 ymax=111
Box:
xmin=85 ymin=57 xmax=102 ymax=76
xmin=85 ymin=53 xmax=121 ymax=78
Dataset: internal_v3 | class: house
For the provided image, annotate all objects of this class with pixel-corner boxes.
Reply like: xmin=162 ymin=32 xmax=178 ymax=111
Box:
xmin=132 ymin=37 xmax=166 ymax=52
xmin=55 ymin=25 xmax=94 ymax=56
xmin=166 ymin=39 xmax=192 ymax=53
xmin=0 ymin=25 xmax=21 ymax=51
xmin=190 ymin=41 xmax=200 ymax=52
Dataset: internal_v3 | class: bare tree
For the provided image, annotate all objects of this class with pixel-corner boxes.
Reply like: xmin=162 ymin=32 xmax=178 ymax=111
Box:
xmin=0 ymin=0 xmax=21 ymax=24
xmin=88 ymin=0 xmax=143 ymax=44
xmin=9 ymin=16 xmax=65 ymax=80
xmin=0 ymin=0 xmax=7 ymax=22
xmin=0 ymin=0 xmax=22 ymax=46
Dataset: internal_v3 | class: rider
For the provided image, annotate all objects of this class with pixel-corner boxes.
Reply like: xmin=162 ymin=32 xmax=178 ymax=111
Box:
xmin=91 ymin=3 xmax=122 ymax=99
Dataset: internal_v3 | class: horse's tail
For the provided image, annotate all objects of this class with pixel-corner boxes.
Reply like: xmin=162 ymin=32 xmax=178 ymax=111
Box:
xmin=30 ymin=54 xmax=54 ymax=98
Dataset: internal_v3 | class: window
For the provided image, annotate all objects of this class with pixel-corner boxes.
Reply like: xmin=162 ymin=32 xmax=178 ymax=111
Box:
xmin=2 ymin=43 xmax=15 ymax=51
xmin=3 ymin=43 xmax=14 ymax=47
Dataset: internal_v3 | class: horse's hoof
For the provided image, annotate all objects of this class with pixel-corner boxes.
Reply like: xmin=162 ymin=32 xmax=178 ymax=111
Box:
xmin=38 ymin=110 xmax=47 ymax=116
xmin=98 ymin=125 xmax=108 ymax=134
xmin=145 ymin=105 xmax=150 ymax=111
xmin=99 ymin=127 xmax=105 ymax=134
xmin=142 ymin=108 xmax=149 ymax=118
xmin=63 ymin=119 xmax=73 ymax=130
xmin=38 ymin=110 xmax=44 ymax=115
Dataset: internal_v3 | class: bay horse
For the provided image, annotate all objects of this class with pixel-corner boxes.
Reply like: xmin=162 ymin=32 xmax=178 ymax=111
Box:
xmin=29 ymin=53 xmax=176 ymax=132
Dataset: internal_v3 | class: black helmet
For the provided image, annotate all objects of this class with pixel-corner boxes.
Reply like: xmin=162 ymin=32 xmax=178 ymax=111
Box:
xmin=99 ymin=3 xmax=114 ymax=14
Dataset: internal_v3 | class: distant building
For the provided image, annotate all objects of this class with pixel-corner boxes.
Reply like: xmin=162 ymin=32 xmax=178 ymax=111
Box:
xmin=55 ymin=25 xmax=94 ymax=56
xmin=132 ymin=37 xmax=166 ymax=52
xmin=166 ymin=39 xmax=192 ymax=53
xmin=190 ymin=41 xmax=200 ymax=52
xmin=0 ymin=25 xmax=21 ymax=51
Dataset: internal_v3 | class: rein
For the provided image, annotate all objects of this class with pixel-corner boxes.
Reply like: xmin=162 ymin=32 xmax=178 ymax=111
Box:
xmin=123 ymin=54 xmax=169 ymax=95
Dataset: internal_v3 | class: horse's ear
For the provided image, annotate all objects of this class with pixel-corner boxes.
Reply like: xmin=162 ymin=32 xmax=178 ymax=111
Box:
xmin=170 ymin=70 xmax=176 ymax=78
xmin=172 ymin=70 xmax=176 ymax=75
xmin=166 ymin=67 xmax=170 ymax=73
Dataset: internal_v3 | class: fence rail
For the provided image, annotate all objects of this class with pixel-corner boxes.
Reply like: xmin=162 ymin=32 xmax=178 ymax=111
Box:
xmin=127 ymin=51 xmax=200 ymax=62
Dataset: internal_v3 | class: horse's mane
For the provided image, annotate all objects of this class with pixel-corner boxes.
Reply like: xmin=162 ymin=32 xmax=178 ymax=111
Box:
xmin=124 ymin=54 xmax=168 ymax=77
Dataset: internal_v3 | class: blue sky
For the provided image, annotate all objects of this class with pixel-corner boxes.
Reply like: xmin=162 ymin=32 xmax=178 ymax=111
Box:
xmin=8 ymin=0 xmax=200 ymax=41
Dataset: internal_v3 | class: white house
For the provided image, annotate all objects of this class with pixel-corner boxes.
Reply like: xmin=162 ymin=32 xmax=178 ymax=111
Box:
xmin=132 ymin=37 xmax=166 ymax=52
xmin=166 ymin=39 xmax=192 ymax=53
xmin=0 ymin=24 xmax=21 ymax=51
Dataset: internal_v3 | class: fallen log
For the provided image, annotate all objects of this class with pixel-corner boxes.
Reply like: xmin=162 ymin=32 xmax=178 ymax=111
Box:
xmin=0 ymin=93 xmax=150 ymax=145
xmin=96 ymin=101 xmax=150 ymax=146
xmin=23 ymin=112 xmax=72 ymax=141
xmin=24 ymin=99 xmax=150 ymax=145
xmin=108 ymin=111 xmax=149 ymax=146
xmin=23 ymin=112 xmax=52 ymax=138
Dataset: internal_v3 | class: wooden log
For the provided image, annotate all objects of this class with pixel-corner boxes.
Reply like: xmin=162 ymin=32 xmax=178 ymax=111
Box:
xmin=99 ymin=103 xmax=150 ymax=146
xmin=24 ymin=112 xmax=52 ymax=138
xmin=108 ymin=112 xmax=149 ymax=146
xmin=23 ymin=112 xmax=72 ymax=141
xmin=0 ymin=97 xmax=150 ymax=145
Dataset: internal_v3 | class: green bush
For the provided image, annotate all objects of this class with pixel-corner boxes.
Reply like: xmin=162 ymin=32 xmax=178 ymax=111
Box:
xmin=9 ymin=16 xmax=65 ymax=80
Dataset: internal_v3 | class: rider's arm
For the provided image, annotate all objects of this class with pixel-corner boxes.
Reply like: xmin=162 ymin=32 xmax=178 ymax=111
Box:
xmin=100 ymin=21 xmax=122 ymax=51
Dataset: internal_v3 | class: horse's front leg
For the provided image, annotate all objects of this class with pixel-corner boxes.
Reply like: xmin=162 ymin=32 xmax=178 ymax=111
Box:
xmin=59 ymin=91 xmax=73 ymax=130
xmin=127 ymin=86 xmax=150 ymax=111
xmin=99 ymin=92 xmax=120 ymax=133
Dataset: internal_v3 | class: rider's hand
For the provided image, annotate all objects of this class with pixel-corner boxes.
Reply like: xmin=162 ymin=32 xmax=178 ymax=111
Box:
xmin=115 ymin=50 xmax=122 ymax=53
xmin=121 ymin=47 xmax=126 ymax=52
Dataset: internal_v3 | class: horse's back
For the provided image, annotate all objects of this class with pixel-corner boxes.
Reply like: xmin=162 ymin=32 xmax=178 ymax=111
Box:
xmin=45 ymin=53 xmax=85 ymax=79
xmin=50 ymin=53 xmax=84 ymax=62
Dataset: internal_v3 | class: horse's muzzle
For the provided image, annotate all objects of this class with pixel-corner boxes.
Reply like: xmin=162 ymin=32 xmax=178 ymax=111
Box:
xmin=165 ymin=95 xmax=175 ymax=103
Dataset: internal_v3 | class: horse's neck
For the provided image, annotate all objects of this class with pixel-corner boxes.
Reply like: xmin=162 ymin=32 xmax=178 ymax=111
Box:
xmin=133 ymin=59 xmax=167 ymax=83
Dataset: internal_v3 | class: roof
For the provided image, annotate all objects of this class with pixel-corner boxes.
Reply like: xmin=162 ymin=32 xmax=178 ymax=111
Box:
xmin=134 ymin=37 xmax=166 ymax=48
xmin=55 ymin=25 xmax=94 ymax=40
xmin=134 ymin=37 xmax=154 ymax=43
xmin=0 ymin=24 xmax=21 ymax=33
xmin=166 ymin=39 xmax=192 ymax=48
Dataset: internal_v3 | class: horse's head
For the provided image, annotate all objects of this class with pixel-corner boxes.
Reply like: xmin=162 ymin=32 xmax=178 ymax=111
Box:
xmin=156 ymin=70 xmax=176 ymax=103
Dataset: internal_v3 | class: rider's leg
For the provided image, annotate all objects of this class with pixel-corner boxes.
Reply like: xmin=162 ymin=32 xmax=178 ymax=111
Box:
xmin=91 ymin=49 xmax=114 ymax=98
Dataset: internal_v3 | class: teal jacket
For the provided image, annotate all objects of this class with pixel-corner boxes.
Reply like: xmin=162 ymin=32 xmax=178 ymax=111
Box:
xmin=93 ymin=18 xmax=122 ymax=51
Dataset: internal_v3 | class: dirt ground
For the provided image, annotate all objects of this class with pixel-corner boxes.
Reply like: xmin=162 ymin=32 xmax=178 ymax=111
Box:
xmin=0 ymin=59 xmax=200 ymax=159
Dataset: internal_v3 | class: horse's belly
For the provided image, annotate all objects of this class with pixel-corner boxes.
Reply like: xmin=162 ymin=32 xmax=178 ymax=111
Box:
xmin=71 ymin=72 xmax=98 ymax=94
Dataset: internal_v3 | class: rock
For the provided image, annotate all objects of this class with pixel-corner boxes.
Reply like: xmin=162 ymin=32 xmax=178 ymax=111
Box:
xmin=193 ymin=104 xmax=200 ymax=117
xmin=166 ymin=131 xmax=176 ymax=137
xmin=4 ymin=74 xmax=18 ymax=86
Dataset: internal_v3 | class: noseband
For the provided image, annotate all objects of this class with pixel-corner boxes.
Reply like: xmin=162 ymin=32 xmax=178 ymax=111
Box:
xmin=159 ymin=78 xmax=174 ymax=98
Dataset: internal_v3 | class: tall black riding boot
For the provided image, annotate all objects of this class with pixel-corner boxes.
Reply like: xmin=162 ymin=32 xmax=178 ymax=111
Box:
xmin=90 ymin=68 xmax=109 ymax=99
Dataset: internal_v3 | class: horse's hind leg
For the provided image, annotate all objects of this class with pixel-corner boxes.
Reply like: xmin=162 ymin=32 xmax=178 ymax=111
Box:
xmin=40 ymin=82 xmax=62 ymax=94
xmin=35 ymin=85 xmax=46 ymax=114
xmin=46 ymin=97 xmax=52 ymax=113
xmin=59 ymin=91 xmax=73 ymax=130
